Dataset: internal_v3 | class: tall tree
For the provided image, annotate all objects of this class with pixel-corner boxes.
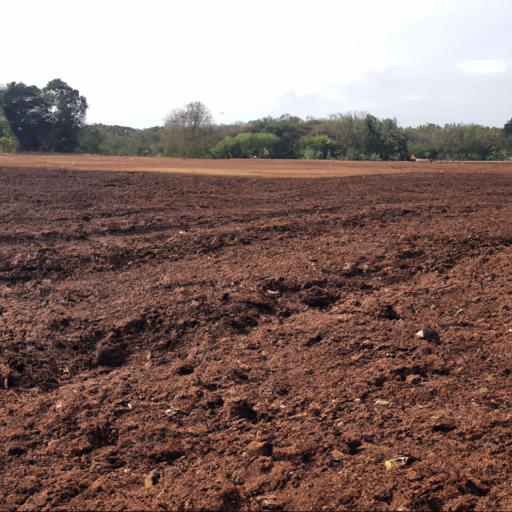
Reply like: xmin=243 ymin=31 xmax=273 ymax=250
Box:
xmin=298 ymin=134 xmax=338 ymax=159
xmin=1 ymin=82 xmax=50 ymax=151
xmin=164 ymin=101 xmax=214 ymax=157
xmin=0 ymin=79 xmax=87 ymax=152
xmin=42 ymin=79 xmax=88 ymax=152
xmin=249 ymin=115 xmax=308 ymax=158
xmin=504 ymin=119 xmax=512 ymax=137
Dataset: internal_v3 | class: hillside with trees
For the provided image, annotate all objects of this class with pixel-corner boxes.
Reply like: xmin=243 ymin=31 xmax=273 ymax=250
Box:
xmin=1 ymin=81 xmax=512 ymax=160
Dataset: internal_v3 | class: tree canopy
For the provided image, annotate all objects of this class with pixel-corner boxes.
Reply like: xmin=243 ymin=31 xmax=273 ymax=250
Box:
xmin=504 ymin=119 xmax=512 ymax=137
xmin=43 ymin=79 xmax=88 ymax=152
xmin=210 ymin=132 xmax=280 ymax=158
xmin=0 ymin=79 xmax=87 ymax=152
xmin=299 ymin=134 xmax=338 ymax=159
xmin=248 ymin=115 xmax=308 ymax=158
xmin=2 ymin=82 xmax=50 ymax=151
xmin=163 ymin=101 xmax=214 ymax=157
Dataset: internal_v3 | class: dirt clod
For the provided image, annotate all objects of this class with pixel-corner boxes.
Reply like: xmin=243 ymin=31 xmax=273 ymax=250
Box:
xmin=384 ymin=456 xmax=410 ymax=471
xmin=228 ymin=399 xmax=258 ymax=423
xmin=405 ymin=374 xmax=422 ymax=385
xmin=144 ymin=469 xmax=160 ymax=490
xmin=416 ymin=327 xmax=440 ymax=342
xmin=247 ymin=441 xmax=273 ymax=457
xmin=331 ymin=449 xmax=344 ymax=461
xmin=94 ymin=341 xmax=127 ymax=367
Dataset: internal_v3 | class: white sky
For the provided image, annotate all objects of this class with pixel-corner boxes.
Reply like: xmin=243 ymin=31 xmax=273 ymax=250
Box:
xmin=3 ymin=0 xmax=511 ymax=128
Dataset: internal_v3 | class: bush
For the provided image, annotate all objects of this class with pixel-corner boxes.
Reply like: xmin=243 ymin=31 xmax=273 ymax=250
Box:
xmin=0 ymin=115 xmax=18 ymax=153
xmin=299 ymin=134 xmax=338 ymax=159
xmin=210 ymin=132 xmax=280 ymax=158
xmin=0 ymin=135 xmax=19 ymax=153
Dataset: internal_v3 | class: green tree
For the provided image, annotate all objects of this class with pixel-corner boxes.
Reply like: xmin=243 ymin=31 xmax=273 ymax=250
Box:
xmin=210 ymin=132 xmax=280 ymax=158
xmin=42 ymin=79 xmax=88 ymax=152
xmin=311 ymin=113 xmax=370 ymax=159
xmin=365 ymin=114 xmax=382 ymax=157
xmin=299 ymin=134 xmax=338 ymax=159
xmin=1 ymin=79 xmax=87 ymax=152
xmin=248 ymin=115 xmax=309 ymax=158
xmin=164 ymin=101 xmax=214 ymax=157
xmin=504 ymin=119 xmax=512 ymax=137
xmin=361 ymin=115 xmax=409 ymax=160
xmin=378 ymin=118 xmax=409 ymax=160
xmin=78 ymin=126 xmax=104 ymax=153
xmin=1 ymin=82 xmax=50 ymax=151
xmin=406 ymin=123 xmax=510 ymax=160
xmin=0 ymin=116 xmax=19 ymax=153
xmin=405 ymin=123 xmax=442 ymax=159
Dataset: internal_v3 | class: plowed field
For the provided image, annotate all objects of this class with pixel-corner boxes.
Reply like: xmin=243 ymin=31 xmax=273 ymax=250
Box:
xmin=1 ymin=159 xmax=512 ymax=510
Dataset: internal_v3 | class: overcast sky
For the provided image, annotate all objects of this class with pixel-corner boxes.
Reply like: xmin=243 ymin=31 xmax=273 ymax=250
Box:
xmin=3 ymin=0 xmax=511 ymax=128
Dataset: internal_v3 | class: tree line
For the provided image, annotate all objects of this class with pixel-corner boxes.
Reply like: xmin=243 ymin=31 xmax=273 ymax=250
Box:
xmin=2 ymin=79 xmax=512 ymax=160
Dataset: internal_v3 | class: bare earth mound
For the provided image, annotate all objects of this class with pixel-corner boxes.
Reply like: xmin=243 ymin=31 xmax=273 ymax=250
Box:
xmin=1 ymin=163 xmax=512 ymax=510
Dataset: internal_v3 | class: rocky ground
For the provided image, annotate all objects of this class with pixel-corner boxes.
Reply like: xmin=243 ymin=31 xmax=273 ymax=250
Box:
xmin=1 ymin=166 xmax=512 ymax=510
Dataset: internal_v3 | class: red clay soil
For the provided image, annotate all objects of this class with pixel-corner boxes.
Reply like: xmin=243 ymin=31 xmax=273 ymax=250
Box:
xmin=1 ymin=165 xmax=512 ymax=511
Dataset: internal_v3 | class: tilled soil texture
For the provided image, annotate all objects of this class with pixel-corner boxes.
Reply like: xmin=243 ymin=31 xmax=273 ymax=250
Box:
xmin=1 ymin=166 xmax=512 ymax=511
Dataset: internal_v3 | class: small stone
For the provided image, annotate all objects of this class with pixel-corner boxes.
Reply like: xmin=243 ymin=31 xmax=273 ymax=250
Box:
xmin=257 ymin=495 xmax=281 ymax=508
xmin=144 ymin=469 xmax=160 ymax=490
xmin=331 ymin=449 xmax=344 ymax=461
xmin=90 ymin=478 xmax=104 ymax=492
xmin=69 ymin=438 xmax=93 ymax=456
xmin=374 ymin=399 xmax=390 ymax=406
xmin=385 ymin=456 xmax=410 ymax=471
xmin=46 ymin=439 xmax=58 ymax=453
xmin=406 ymin=374 xmax=422 ymax=385
xmin=247 ymin=441 xmax=273 ymax=457
xmin=415 ymin=328 xmax=440 ymax=342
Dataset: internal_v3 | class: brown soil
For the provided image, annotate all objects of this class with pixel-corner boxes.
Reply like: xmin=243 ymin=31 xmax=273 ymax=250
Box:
xmin=2 ymin=153 xmax=512 ymax=177
xmin=1 ymin=163 xmax=512 ymax=511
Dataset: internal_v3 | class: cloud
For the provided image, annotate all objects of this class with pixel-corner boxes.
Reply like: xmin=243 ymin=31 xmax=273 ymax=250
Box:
xmin=457 ymin=59 xmax=507 ymax=74
xmin=269 ymin=62 xmax=512 ymax=128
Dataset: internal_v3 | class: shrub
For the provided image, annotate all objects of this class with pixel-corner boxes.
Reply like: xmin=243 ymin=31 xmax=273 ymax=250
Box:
xmin=210 ymin=132 xmax=280 ymax=158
